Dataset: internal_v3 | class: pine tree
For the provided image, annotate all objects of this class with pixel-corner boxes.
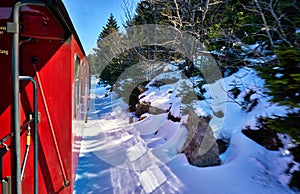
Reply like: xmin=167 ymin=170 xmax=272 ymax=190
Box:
xmin=132 ymin=0 xmax=153 ymax=25
xmin=253 ymin=0 xmax=300 ymax=146
xmin=256 ymin=47 xmax=300 ymax=144
xmin=131 ymin=0 xmax=169 ymax=26
xmin=258 ymin=47 xmax=300 ymax=108
xmin=93 ymin=14 xmax=122 ymax=85
xmin=97 ymin=13 xmax=119 ymax=42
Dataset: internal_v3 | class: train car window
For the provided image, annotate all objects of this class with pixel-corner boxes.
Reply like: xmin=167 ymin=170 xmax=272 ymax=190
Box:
xmin=81 ymin=62 xmax=86 ymax=99
xmin=74 ymin=55 xmax=81 ymax=117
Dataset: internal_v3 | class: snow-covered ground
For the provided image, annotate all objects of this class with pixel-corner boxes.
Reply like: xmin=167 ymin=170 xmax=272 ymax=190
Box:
xmin=74 ymin=66 xmax=297 ymax=194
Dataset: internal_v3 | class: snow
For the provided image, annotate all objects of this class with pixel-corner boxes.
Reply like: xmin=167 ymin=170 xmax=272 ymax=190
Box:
xmin=168 ymin=134 xmax=293 ymax=194
xmin=133 ymin=113 xmax=167 ymax=135
xmin=275 ymin=73 xmax=284 ymax=79
xmin=126 ymin=142 xmax=148 ymax=162
xmin=74 ymin=67 xmax=296 ymax=193
xmin=138 ymin=166 xmax=167 ymax=193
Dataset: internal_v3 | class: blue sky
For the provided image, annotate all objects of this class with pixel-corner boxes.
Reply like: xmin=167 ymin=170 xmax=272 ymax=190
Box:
xmin=62 ymin=0 xmax=138 ymax=54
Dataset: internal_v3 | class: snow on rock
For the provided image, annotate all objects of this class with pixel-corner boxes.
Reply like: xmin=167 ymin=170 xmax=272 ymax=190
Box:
xmin=152 ymin=120 xmax=188 ymax=158
xmin=200 ymin=67 xmax=289 ymax=139
xmin=136 ymin=64 xmax=221 ymax=167
xmin=133 ymin=113 xmax=167 ymax=135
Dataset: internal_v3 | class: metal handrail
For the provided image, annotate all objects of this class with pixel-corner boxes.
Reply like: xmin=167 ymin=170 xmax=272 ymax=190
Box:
xmin=19 ymin=76 xmax=38 ymax=192
xmin=33 ymin=64 xmax=70 ymax=187
xmin=7 ymin=2 xmax=45 ymax=193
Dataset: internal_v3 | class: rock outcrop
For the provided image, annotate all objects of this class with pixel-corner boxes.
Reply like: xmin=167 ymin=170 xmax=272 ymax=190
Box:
xmin=135 ymin=102 xmax=150 ymax=117
xmin=181 ymin=108 xmax=221 ymax=167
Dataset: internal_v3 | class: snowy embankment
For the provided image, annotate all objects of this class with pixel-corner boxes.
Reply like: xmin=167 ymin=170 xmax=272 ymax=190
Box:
xmin=74 ymin=65 xmax=296 ymax=194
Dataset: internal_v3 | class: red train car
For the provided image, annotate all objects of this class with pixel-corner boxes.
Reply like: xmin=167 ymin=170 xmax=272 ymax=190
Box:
xmin=0 ymin=1 xmax=89 ymax=193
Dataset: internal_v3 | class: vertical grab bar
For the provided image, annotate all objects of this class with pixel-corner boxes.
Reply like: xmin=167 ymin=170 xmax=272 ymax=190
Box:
xmin=7 ymin=2 xmax=45 ymax=194
xmin=7 ymin=2 xmax=22 ymax=193
xmin=19 ymin=76 xmax=38 ymax=194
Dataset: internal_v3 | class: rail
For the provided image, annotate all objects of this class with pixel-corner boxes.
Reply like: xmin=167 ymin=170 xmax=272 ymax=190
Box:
xmin=33 ymin=64 xmax=70 ymax=187
xmin=19 ymin=76 xmax=38 ymax=192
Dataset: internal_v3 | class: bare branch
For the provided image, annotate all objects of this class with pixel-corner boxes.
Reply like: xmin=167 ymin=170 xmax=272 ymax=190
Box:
xmin=173 ymin=0 xmax=183 ymax=29
xmin=253 ymin=0 xmax=275 ymax=48
xmin=269 ymin=0 xmax=293 ymax=47
xmin=122 ymin=0 xmax=137 ymax=27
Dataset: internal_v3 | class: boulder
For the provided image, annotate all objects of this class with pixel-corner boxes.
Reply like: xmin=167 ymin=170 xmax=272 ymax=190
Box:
xmin=242 ymin=127 xmax=283 ymax=151
xmin=181 ymin=108 xmax=221 ymax=167
xmin=167 ymin=112 xmax=181 ymax=122
xmin=135 ymin=102 xmax=150 ymax=117
xmin=137 ymin=84 xmax=147 ymax=93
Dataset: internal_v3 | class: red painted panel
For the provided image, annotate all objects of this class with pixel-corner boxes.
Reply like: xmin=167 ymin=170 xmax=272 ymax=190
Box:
xmin=18 ymin=5 xmax=74 ymax=192
xmin=20 ymin=6 xmax=65 ymax=40
xmin=0 ymin=5 xmax=13 ymax=193
xmin=20 ymin=38 xmax=73 ymax=193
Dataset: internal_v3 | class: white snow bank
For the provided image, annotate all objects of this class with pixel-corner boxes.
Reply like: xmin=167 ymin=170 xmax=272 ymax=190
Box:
xmin=133 ymin=113 xmax=167 ymax=135
xmin=168 ymin=132 xmax=294 ymax=194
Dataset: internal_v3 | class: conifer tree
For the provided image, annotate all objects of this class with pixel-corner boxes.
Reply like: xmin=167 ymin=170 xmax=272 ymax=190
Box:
xmin=93 ymin=14 xmax=122 ymax=84
xmin=252 ymin=0 xmax=300 ymax=147
xmin=97 ymin=13 xmax=119 ymax=42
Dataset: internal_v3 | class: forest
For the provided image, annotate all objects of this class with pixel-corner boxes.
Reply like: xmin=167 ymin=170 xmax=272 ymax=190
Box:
xmin=87 ymin=0 xmax=300 ymax=189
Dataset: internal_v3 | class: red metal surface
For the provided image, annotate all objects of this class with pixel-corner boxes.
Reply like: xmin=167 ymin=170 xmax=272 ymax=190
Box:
xmin=20 ymin=6 xmax=65 ymax=40
xmin=0 ymin=5 xmax=14 ymax=194
xmin=0 ymin=1 xmax=89 ymax=193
